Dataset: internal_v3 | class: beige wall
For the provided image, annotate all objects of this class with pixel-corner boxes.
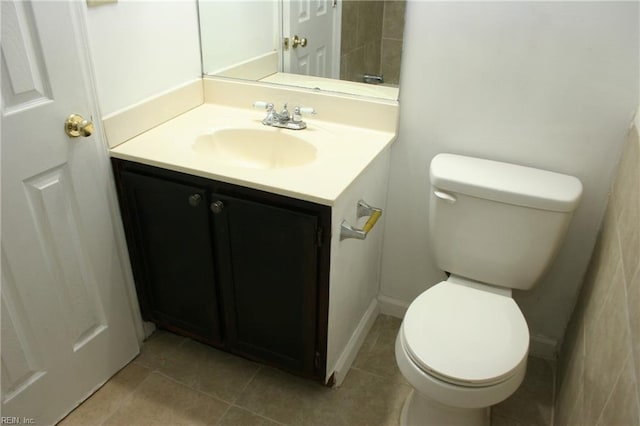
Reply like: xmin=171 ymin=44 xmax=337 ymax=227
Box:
xmin=555 ymin=123 xmax=640 ymax=425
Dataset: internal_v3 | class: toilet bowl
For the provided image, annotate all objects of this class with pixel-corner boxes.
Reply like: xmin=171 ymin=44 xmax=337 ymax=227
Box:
xmin=396 ymin=277 xmax=529 ymax=426
xmin=396 ymin=153 xmax=583 ymax=426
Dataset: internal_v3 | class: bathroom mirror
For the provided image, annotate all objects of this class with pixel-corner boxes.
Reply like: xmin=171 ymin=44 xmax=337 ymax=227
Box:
xmin=198 ymin=0 xmax=405 ymax=100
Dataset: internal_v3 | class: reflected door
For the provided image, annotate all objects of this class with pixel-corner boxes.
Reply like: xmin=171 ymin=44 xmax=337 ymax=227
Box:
xmin=1 ymin=1 xmax=139 ymax=423
xmin=283 ymin=0 xmax=339 ymax=78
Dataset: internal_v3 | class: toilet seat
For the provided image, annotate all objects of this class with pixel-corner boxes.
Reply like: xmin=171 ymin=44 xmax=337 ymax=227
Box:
xmin=402 ymin=279 xmax=529 ymax=387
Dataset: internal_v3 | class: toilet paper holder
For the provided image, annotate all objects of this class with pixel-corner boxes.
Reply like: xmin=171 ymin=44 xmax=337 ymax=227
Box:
xmin=340 ymin=200 xmax=383 ymax=241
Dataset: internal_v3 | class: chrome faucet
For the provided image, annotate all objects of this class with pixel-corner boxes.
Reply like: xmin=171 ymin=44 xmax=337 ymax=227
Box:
xmin=253 ymin=101 xmax=316 ymax=130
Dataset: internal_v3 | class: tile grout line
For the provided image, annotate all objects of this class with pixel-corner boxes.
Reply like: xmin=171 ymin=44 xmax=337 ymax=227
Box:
xmin=97 ymin=364 xmax=156 ymax=426
xmin=620 ymin=260 xmax=640 ymax=423
xmin=220 ymin=366 xmax=289 ymax=426
xmin=227 ymin=403 xmax=290 ymax=426
xmin=350 ymin=365 xmax=391 ymax=379
xmin=151 ymin=367 xmax=274 ymax=426
xmin=146 ymin=354 xmax=274 ymax=425
xmin=137 ymin=334 xmax=287 ymax=425
xmin=550 ymin=358 xmax=557 ymax=426
xmin=89 ymin=321 xmax=556 ymax=426
xmin=593 ymin=350 xmax=632 ymax=426
xmin=153 ymin=369 xmax=236 ymax=407
xmin=213 ymin=403 xmax=233 ymax=426
xmin=349 ymin=365 xmax=410 ymax=388
xmin=615 ymin=215 xmax=640 ymax=419
xmin=230 ymin=365 xmax=263 ymax=405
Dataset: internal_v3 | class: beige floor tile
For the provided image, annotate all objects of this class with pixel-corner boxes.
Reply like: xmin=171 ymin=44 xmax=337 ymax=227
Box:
xmin=157 ymin=339 xmax=260 ymax=403
xmin=491 ymin=357 xmax=554 ymax=426
xmin=490 ymin=414 xmax=527 ymax=426
xmin=59 ymin=363 xmax=152 ymax=426
xmin=133 ymin=330 xmax=186 ymax=370
xmin=233 ymin=366 xmax=338 ymax=425
xmin=64 ymin=315 xmax=556 ymax=426
xmin=353 ymin=315 xmax=407 ymax=384
xmin=333 ymin=368 xmax=411 ymax=426
xmin=218 ymin=407 xmax=283 ymax=426
xmin=103 ymin=372 xmax=228 ymax=426
xmin=234 ymin=365 xmax=411 ymax=426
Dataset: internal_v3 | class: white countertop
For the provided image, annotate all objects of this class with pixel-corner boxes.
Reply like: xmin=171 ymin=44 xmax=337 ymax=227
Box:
xmin=110 ymin=103 xmax=396 ymax=205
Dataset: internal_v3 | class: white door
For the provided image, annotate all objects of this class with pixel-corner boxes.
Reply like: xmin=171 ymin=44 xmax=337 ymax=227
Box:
xmin=283 ymin=0 xmax=340 ymax=78
xmin=1 ymin=1 xmax=140 ymax=424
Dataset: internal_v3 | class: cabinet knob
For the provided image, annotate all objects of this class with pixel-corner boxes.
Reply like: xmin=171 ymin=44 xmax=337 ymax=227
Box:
xmin=188 ymin=194 xmax=202 ymax=207
xmin=210 ymin=200 xmax=224 ymax=214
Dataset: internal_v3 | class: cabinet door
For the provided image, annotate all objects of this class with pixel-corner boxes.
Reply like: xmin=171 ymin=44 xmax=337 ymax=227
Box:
xmin=211 ymin=193 xmax=321 ymax=376
xmin=120 ymin=171 xmax=222 ymax=345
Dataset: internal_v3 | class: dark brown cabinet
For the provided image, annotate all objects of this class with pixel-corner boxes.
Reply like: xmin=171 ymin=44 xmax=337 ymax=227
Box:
xmin=112 ymin=159 xmax=330 ymax=381
xmin=119 ymin=170 xmax=223 ymax=345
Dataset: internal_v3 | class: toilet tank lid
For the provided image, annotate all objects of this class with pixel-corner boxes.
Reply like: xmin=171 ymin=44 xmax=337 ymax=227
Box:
xmin=430 ymin=154 xmax=583 ymax=212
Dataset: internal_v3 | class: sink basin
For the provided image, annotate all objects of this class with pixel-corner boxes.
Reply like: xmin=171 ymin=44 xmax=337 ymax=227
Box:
xmin=193 ymin=128 xmax=317 ymax=169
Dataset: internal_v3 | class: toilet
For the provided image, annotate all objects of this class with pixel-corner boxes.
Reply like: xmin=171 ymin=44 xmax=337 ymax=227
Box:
xmin=396 ymin=153 xmax=582 ymax=426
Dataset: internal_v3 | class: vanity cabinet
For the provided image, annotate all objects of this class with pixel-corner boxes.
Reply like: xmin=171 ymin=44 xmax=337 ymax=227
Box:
xmin=112 ymin=159 xmax=330 ymax=380
xmin=118 ymin=170 xmax=224 ymax=345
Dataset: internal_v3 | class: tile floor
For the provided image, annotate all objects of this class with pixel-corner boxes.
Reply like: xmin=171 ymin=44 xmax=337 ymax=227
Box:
xmin=59 ymin=315 xmax=555 ymax=426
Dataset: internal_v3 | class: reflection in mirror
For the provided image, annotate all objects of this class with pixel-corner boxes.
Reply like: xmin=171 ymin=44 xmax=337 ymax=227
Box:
xmin=198 ymin=0 xmax=405 ymax=100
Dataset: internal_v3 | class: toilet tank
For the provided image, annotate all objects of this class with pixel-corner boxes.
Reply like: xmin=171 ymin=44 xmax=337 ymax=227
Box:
xmin=429 ymin=154 xmax=582 ymax=290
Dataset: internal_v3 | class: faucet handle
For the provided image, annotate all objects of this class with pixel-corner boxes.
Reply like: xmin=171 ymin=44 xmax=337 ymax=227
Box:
xmin=293 ymin=106 xmax=316 ymax=122
xmin=253 ymin=101 xmax=274 ymax=110
xmin=295 ymin=106 xmax=316 ymax=115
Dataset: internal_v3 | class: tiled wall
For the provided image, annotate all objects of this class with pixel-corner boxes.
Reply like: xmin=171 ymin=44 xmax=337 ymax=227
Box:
xmin=340 ymin=1 xmax=405 ymax=85
xmin=555 ymin=123 xmax=640 ymax=425
xmin=380 ymin=0 xmax=405 ymax=85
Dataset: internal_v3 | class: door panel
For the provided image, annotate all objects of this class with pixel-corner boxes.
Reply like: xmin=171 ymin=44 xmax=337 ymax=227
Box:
xmin=0 ymin=251 xmax=47 ymax=411
xmin=1 ymin=1 xmax=139 ymax=423
xmin=23 ymin=166 xmax=108 ymax=350
xmin=212 ymin=193 xmax=319 ymax=375
xmin=284 ymin=0 xmax=338 ymax=78
xmin=1 ymin=0 xmax=53 ymax=113
xmin=120 ymin=172 xmax=223 ymax=345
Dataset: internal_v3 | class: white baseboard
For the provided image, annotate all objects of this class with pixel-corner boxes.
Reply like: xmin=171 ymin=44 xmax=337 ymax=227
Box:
xmin=377 ymin=294 xmax=409 ymax=319
xmin=330 ymin=299 xmax=380 ymax=386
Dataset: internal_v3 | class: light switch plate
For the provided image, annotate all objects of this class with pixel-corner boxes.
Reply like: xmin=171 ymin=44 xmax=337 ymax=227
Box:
xmin=86 ymin=0 xmax=117 ymax=7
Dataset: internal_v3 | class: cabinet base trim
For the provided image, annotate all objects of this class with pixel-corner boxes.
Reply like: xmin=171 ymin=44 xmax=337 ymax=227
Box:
xmin=328 ymin=299 xmax=379 ymax=386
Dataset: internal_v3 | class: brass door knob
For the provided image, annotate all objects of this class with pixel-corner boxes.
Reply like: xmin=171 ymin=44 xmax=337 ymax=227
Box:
xmin=65 ymin=114 xmax=94 ymax=138
xmin=291 ymin=35 xmax=308 ymax=48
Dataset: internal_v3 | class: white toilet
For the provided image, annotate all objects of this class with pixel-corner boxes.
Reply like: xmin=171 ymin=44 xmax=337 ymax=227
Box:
xmin=395 ymin=153 xmax=582 ymax=426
